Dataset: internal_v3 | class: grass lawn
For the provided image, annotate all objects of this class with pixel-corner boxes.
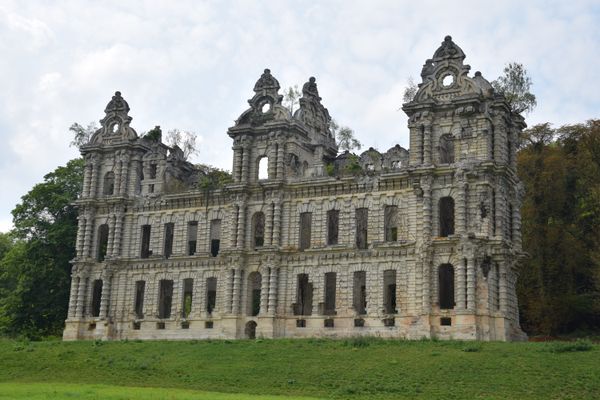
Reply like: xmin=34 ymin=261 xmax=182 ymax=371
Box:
xmin=0 ymin=338 xmax=598 ymax=399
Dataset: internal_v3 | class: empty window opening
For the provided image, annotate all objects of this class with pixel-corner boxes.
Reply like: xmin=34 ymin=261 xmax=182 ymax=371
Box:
xmin=187 ymin=221 xmax=198 ymax=255
xmin=135 ymin=167 xmax=143 ymax=195
xmin=97 ymin=224 xmax=109 ymax=261
xmin=508 ymin=204 xmax=514 ymax=241
xmin=182 ymin=278 xmax=193 ymax=318
xmin=353 ymin=271 xmax=367 ymax=314
xmin=163 ymin=222 xmax=174 ymax=259
xmin=252 ymin=212 xmax=265 ymax=248
xmin=258 ymin=156 xmax=269 ymax=180
xmin=324 ymin=318 xmax=334 ymax=328
xmin=439 ymin=197 xmax=455 ymax=237
xmin=439 ymin=134 xmax=455 ymax=164
xmin=294 ymin=273 xmax=313 ymax=316
xmin=247 ymin=272 xmax=262 ymax=316
xmin=156 ymin=322 xmax=165 ymax=330
xmin=440 ymin=317 xmax=452 ymax=326
xmin=384 ymin=206 xmax=399 ymax=242
xmin=355 ymin=208 xmax=368 ymax=249
xmin=205 ymin=321 xmax=214 ymax=329
xmin=148 ymin=184 xmax=155 ymax=193
xmin=383 ymin=269 xmax=397 ymax=314
xmin=181 ymin=321 xmax=190 ymax=329
xmin=383 ymin=318 xmax=395 ymax=327
xmin=299 ymin=212 xmax=312 ymax=251
xmin=324 ymin=272 xmax=337 ymax=315
xmin=296 ymin=319 xmax=306 ymax=328
xmin=140 ymin=225 xmax=151 ymax=258
xmin=88 ymin=323 xmax=96 ymax=330
xmin=245 ymin=320 xmax=257 ymax=339
xmin=210 ymin=219 xmax=221 ymax=257
xmin=103 ymin=171 xmax=115 ymax=196
xmin=354 ymin=318 xmax=365 ymax=327
xmin=158 ymin=279 xmax=174 ymax=319
xmin=327 ymin=210 xmax=339 ymax=245
xmin=91 ymin=279 xmax=103 ymax=317
xmin=206 ymin=277 xmax=217 ymax=314
xmin=132 ymin=321 xmax=141 ymax=330
xmin=149 ymin=163 xmax=157 ymax=179
xmin=438 ymin=264 xmax=455 ymax=310
xmin=134 ymin=280 xmax=145 ymax=319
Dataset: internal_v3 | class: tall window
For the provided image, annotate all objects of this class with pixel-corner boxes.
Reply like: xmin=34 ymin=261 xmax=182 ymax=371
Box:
xmin=327 ymin=210 xmax=339 ymax=245
xmin=252 ymin=212 xmax=265 ymax=248
xmin=134 ymin=281 xmax=145 ymax=319
xmin=187 ymin=221 xmax=198 ymax=255
xmin=103 ymin=172 xmax=115 ymax=196
xmin=439 ymin=134 xmax=454 ymax=164
xmin=247 ymin=272 xmax=262 ymax=316
xmin=210 ymin=219 xmax=221 ymax=257
xmin=353 ymin=271 xmax=367 ymax=314
xmin=140 ymin=225 xmax=151 ymax=258
xmin=438 ymin=264 xmax=455 ymax=310
xmin=384 ymin=206 xmax=399 ymax=242
xmin=91 ymin=279 xmax=103 ymax=317
xmin=97 ymin=224 xmax=109 ymax=261
xmin=355 ymin=208 xmax=368 ymax=249
xmin=295 ymin=273 xmax=312 ymax=316
xmin=163 ymin=223 xmax=174 ymax=259
xmin=258 ymin=156 xmax=269 ymax=180
xmin=299 ymin=212 xmax=312 ymax=251
xmin=182 ymin=278 xmax=193 ymax=318
xmin=439 ymin=197 xmax=455 ymax=237
xmin=206 ymin=277 xmax=217 ymax=314
xmin=158 ymin=279 xmax=173 ymax=319
xmin=383 ymin=270 xmax=397 ymax=314
xmin=324 ymin=272 xmax=336 ymax=315
xmin=148 ymin=163 xmax=157 ymax=179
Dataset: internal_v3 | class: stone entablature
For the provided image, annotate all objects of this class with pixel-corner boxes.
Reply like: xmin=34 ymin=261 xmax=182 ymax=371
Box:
xmin=64 ymin=36 xmax=526 ymax=341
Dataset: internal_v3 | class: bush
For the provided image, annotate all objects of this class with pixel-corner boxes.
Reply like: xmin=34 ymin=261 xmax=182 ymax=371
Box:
xmin=545 ymin=339 xmax=593 ymax=353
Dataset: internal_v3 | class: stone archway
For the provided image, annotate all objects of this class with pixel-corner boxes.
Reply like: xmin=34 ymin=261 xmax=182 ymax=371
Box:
xmin=245 ymin=320 xmax=257 ymax=339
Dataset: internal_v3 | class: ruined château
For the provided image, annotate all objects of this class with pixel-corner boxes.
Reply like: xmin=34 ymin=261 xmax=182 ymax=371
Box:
xmin=63 ymin=36 xmax=526 ymax=341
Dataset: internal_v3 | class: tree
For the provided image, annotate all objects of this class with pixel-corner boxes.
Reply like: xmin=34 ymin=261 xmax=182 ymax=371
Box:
xmin=143 ymin=125 xmax=162 ymax=142
xmin=166 ymin=129 xmax=200 ymax=160
xmin=69 ymin=122 xmax=98 ymax=149
xmin=402 ymin=77 xmax=418 ymax=103
xmin=492 ymin=62 xmax=537 ymax=114
xmin=283 ymin=85 xmax=301 ymax=114
xmin=330 ymin=119 xmax=361 ymax=153
xmin=0 ymin=159 xmax=83 ymax=338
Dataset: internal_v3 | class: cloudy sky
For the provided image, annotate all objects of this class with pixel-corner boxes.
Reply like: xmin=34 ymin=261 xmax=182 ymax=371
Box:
xmin=0 ymin=0 xmax=598 ymax=232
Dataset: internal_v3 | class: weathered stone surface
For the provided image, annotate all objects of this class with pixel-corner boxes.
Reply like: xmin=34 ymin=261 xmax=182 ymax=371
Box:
xmin=63 ymin=36 xmax=526 ymax=342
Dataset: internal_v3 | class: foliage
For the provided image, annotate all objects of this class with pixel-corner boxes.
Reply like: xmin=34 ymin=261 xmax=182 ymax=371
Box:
xmin=492 ymin=62 xmax=537 ymax=114
xmin=544 ymin=339 xmax=593 ymax=353
xmin=69 ymin=122 xmax=98 ymax=149
xmin=197 ymin=164 xmax=233 ymax=190
xmin=166 ymin=129 xmax=199 ymax=160
xmin=344 ymin=154 xmax=363 ymax=175
xmin=0 ymin=339 xmax=599 ymax=399
xmin=517 ymin=120 xmax=600 ymax=335
xmin=402 ymin=76 xmax=418 ymax=103
xmin=144 ymin=126 xmax=162 ymax=142
xmin=0 ymin=159 xmax=83 ymax=338
xmin=283 ymin=85 xmax=301 ymax=114
xmin=330 ymin=119 xmax=361 ymax=152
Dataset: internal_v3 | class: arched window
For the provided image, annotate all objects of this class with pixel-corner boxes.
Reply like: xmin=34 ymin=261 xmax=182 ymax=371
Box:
xmin=247 ymin=272 xmax=262 ymax=316
xmin=252 ymin=212 xmax=265 ymax=248
xmin=97 ymin=224 xmax=109 ymax=261
xmin=258 ymin=156 xmax=269 ymax=180
xmin=438 ymin=264 xmax=455 ymax=310
xmin=439 ymin=197 xmax=455 ymax=237
xmin=439 ymin=134 xmax=454 ymax=164
xmin=103 ymin=172 xmax=115 ymax=196
xmin=91 ymin=279 xmax=103 ymax=317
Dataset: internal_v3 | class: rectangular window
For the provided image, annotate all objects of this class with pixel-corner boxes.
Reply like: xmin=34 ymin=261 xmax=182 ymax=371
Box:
xmin=327 ymin=210 xmax=339 ymax=245
xmin=299 ymin=212 xmax=312 ymax=251
xmin=140 ymin=225 xmax=151 ymax=258
xmin=295 ymin=273 xmax=312 ymax=316
xmin=353 ymin=271 xmax=367 ymax=314
xmin=355 ymin=208 xmax=368 ymax=249
xmin=206 ymin=277 xmax=217 ymax=314
xmin=149 ymin=163 xmax=157 ymax=179
xmin=164 ymin=222 xmax=174 ymax=259
xmin=91 ymin=279 xmax=103 ymax=317
xmin=182 ymin=278 xmax=193 ymax=318
xmin=187 ymin=221 xmax=198 ymax=255
xmin=158 ymin=279 xmax=174 ymax=319
xmin=210 ymin=219 xmax=221 ymax=257
xmin=384 ymin=206 xmax=399 ymax=242
xmin=324 ymin=272 xmax=336 ymax=315
xmin=383 ymin=270 xmax=397 ymax=314
xmin=134 ymin=280 xmax=145 ymax=319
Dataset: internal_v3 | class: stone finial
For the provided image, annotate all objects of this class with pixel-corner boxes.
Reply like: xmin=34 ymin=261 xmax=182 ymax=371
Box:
xmin=104 ymin=91 xmax=130 ymax=114
xmin=253 ymin=68 xmax=280 ymax=93
xmin=432 ymin=35 xmax=466 ymax=62
xmin=302 ymin=76 xmax=320 ymax=100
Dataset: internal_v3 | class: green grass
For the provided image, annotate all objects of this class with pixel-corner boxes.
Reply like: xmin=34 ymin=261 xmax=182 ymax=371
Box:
xmin=1 ymin=337 xmax=599 ymax=399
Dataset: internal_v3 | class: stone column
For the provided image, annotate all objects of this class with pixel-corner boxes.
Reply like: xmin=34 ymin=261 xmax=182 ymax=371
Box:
xmin=82 ymin=163 xmax=92 ymax=198
xmin=232 ymin=268 xmax=241 ymax=315
xmin=75 ymin=275 xmax=87 ymax=319
xmin=456 ymin=180 xmax=467 ymax=235
xmin=236 ymin=203 xmax=246 ymax=249
xmin=230 ymin=205 xmax=239 ymax=248
xmin=89 ymin=160 xmax=99 ymax=198
xmin=75 ymin=216 xmax=86 ymax=258
xmin=272 ymin=201 xmax=282 ymax=247
xmin=114 ymin=154 xmax=122 ymax=196
xmin=312 ymin=272 xmax=323 ymax=315
xmin=423 ymin=125 xmax=432 ymax=165
xmin=276 ymin=140 xmax=285 ymax=179
xmin=226 ymin=269 xmax=235 ymax=314
xmin=499 ymin=262 xmax=508 ymax=315
xmin=106 ymin=214 xmax=116 ymax=257
xmin=466 ymin=257 xmax=476 ymax=312
xmin=67 ymin=275 xmax=79 ymax=319
xmin=268 ymin=268 xmax=278 ymax=315
xmin=241 ymin=143 xmax=250 ymax=183
xmin=260 ymin=269 xmax=270 ymax=315
xmin=421 ymin=260 xmax=431 ymax=314
xmin=83 ymin=213 xmax=94 ymax=259
xmin=232 ymin=145 xmax=242 ymax=182
xmin=422 ymin=181 xmax=432 ymax=241
xmin=456 ymin=259 xmax=466 ymax=310
xmin=112 ymin=213 xmax=123 ymax=257
xmin=119 ymin=155 xmax=129 ymax=196
xmin=99 ymin=273 xmax=112 ymax=319
xmin=265 ymin=202 xmax=274 ymax=246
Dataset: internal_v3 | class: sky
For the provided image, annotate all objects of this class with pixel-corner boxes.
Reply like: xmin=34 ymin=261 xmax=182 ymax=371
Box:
xmin=0 ymin=0 xmax=599 ymax=233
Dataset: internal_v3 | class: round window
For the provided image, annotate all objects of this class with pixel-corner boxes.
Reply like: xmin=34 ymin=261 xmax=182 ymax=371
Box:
xmin=441 ymin=74 xmax=455 ymax=88
xmin=261 ymin=103 xmax=271 ymax=113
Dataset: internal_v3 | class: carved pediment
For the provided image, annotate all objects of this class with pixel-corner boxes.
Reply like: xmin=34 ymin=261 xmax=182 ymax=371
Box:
xmin=90 ymin=91 xmax=138 ymax=144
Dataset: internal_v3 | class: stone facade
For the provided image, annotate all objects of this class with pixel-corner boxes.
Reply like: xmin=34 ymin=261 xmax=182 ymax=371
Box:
xmin=63 ymin=36 xmax=526 ymax=341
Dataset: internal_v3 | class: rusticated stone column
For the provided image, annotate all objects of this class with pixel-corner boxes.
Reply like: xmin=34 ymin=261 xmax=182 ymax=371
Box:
xmin=99 ymin=273 xmax=112 ymax=319
xmin=67 ymin=275 xmax=79 ymax=319
xmin=265 ymin=202 xmax=274 ymax=246
xmin=268 ymin=267 xmax=278 ymax=315
xmin=466 ymin=257 xmax=476 ymax=312
xmin=236 ymin=203 xmax=246 ymax=249
xmin=423 ymin=124 xmax=432 ymax=165
xmin=272 ymin=200 xmax=282 ymax=247
xmin=260 ymin=269 xmax=269 ymax=315
xmin=75 ymin=275 xmax=87 ymax=319
xmin=119 ymin=154 xmax=129 ymax=196
xmin=232 ymin=268 xmax=241 ymax=315
xmin=455 ymin=259 xmax=467 ymax=310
